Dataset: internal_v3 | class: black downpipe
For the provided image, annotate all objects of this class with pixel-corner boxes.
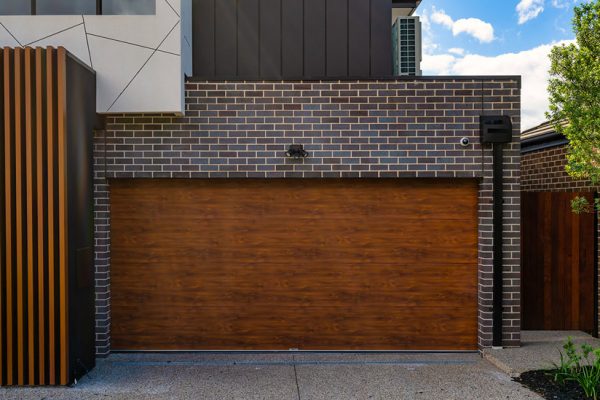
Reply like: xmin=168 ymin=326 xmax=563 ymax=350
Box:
xmin=594 ymin=192 xmax=599 ymax=339
xmin=480 ymin=115 xmax=512 ymax=348
xmin=492 ymin=143 xmax=504 ymax=347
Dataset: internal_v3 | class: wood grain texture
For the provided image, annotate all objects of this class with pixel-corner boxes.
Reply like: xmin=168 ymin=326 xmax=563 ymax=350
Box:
xmin=35 ymin=46 xmax=46 ymax=385
xmin=25 ymin=47 xmax=36 ymax=385
xmin=111 ymin=179 xmax=479 ymax=351
xmin=1 ymin=46 xmax=76 ymax=386
xmin=3 ymin=47 xmax=14 ymax=386
xmin=14 ymin=47 xmax=24 ymax=385
xmin=522 ymin=192 xmax=596 ymax=332
xmin=46 ymin=47 xmax=56 ymax=386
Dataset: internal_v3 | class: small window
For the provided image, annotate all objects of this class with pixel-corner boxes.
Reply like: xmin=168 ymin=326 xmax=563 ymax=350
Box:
xmin=0 ymin=1 xmax=32 ymax=15
xmin=102 ymin=0 xmax=155 ymax=15
xmin=36 ymin=0 xmax=97 ymax=15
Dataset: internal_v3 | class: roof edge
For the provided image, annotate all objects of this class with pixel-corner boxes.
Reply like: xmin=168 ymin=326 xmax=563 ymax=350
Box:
xmin=521 ymin=131 xmax=568 ymax=154
xmin=187 ymin=75 xmax=522 ymax=84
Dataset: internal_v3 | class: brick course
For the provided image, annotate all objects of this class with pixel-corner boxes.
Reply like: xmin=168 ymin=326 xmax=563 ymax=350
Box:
xmin=94 ymin=78 xmax=521 ymax=355
xmin=522 ymin=143 xmax=599 ymax=336
xmin=522 ymin=145 xmax=596 ymax=192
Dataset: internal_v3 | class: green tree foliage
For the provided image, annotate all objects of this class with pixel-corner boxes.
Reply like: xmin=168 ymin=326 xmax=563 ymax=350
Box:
xmin=547 ymin=1 xmax=600 ymax=212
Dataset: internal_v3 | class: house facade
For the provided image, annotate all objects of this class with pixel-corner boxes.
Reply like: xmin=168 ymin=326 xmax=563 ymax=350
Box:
xmin=0 ymin=0 xmax=521 ymax=386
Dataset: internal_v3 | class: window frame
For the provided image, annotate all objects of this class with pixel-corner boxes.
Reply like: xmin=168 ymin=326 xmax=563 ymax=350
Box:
xmin=17 ymin=0 xmax=155 ymax=16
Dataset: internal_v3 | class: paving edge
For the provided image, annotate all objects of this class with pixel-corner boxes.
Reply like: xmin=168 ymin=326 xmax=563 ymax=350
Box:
xmin=482 ymin=350 xmax=521 ymax=378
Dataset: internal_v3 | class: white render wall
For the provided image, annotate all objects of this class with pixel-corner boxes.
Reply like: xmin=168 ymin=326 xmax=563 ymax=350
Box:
xmin=0 ymin=0 xmax=192 ymax=114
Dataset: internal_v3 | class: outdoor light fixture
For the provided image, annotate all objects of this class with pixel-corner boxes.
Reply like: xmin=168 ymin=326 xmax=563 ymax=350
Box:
xmin=286 ymin=144 xmax=309 ymax=159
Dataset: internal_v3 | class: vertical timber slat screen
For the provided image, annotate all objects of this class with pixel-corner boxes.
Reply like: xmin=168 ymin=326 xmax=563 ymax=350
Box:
xmin=521 ymin=191 xmax=596 ymax=333
xmin=0 ymin=46 xmax=95 ymax=386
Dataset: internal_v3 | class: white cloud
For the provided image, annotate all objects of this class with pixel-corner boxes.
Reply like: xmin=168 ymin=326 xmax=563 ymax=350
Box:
xmin=448 ymin=48 xmax=466 ymax=56
xmin=421 ymin=54 xmax=457 ymax=75
xmin=431 ymin=9 xmax=454 ymax=29
xmin=430 ymin=9 xmax=495 ymax=43
xmin=516 ymin=0 xmax=545 ymax=24
xmin=452 ymin=18 xmax=496 ymax=43
xmin=422 ymin=41 xmax=574 ymax=130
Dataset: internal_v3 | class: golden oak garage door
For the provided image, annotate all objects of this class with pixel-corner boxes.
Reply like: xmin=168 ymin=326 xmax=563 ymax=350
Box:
xmin=110 ymin=179 xmax=479 ymax=350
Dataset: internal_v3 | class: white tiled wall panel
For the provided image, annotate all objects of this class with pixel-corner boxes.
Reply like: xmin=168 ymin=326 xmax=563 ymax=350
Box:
xmin=0 ymin=0 xmax=192 ymax=114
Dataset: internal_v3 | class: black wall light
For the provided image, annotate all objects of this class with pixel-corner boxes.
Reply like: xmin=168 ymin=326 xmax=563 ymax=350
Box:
xmin=286 ymin=144 xmax=309 ymax=159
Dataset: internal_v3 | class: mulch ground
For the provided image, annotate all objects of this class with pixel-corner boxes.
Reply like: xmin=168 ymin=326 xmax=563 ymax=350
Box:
xmin=515 ymin=370 xmax=591 ymax=400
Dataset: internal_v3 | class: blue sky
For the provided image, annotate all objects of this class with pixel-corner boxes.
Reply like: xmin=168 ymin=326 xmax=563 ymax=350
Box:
xmin=416 ymin=0 xmax=585 ymax=129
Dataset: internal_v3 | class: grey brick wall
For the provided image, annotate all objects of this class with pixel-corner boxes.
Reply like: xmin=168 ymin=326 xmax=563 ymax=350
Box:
xmin=93 ymin=78 xmax=521 ymax=355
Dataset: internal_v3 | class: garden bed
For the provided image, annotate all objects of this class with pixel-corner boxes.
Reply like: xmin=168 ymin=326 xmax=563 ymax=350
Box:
xmin=515 ymin=370 xmax=592 ymax=400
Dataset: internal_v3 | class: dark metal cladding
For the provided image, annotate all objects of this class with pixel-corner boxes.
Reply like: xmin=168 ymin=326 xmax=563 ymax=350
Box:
xmin=192 ymin=0 xmax=398 ymax=79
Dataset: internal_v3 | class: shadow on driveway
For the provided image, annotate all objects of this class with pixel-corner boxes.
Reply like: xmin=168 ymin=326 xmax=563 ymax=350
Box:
xmin=0 ymin=352 xmax=541 ymax=399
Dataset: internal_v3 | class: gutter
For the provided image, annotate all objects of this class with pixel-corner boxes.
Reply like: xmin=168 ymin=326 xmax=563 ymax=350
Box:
xmin=521 ymin=131 xmax=568 ymax=154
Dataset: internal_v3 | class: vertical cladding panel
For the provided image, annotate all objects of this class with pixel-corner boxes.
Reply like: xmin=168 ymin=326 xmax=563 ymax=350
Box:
xmin=0 ymin=48 xmax=3 ymax=387
xmin=56 ymin=47 xmax=69 ymax=387
xmin=3 ymin=48 xmax=14 ymax=386
xmin=260 ymin=0 xmax=282 ymax=79
xmin=215 ymin=0 xmax=237 ymax=78
xmin=237 ymin=0 xmax=260 ymax=78
xmin=34 ymin=47 xmax=46 ymax=386
xmin=326 ymin=0 xmax=348 ymax=77
xmin=348 ymin=0 xmax=370 ymax=77
xmin=0 ymin=47 xmax=85 ymax=386
xmin=192 ymin=0 xmax=395 ymax=79
xmin=46 ymin=48 xmax=57 ymax=386
xmin=281 ymin=0 xmax=303 ymax=77
xmin=370 ymin=0 xmax=392 ymax=76
xmin=303 ymin=0 xmax=326 ymax=78
xmin=24 ymin=47 xmax=35 ymax=386
xmin=14 ymin=47 xmax=24 ymax=386
xmin=0 ymin=49 xmax=7 ymax=385
xmin=192 ymin=0 xmax=216 ymax=77
xmin=65 ymin=53 xmax=96 ymax=381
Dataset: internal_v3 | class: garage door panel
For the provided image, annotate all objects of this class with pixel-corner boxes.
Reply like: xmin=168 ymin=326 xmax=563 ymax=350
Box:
xmin=114 ymin=263 xmax=476 ymax=292
xmin=114 ymin=180 xmax=477 ymax=219
xmin=114 ymin=284 xmax=477 ymax=310
xmin=113 ymin=263 xmax=477 ymax=296
xmin=112 ymin=305 xmax=477 ymax=350
xmin=111 ymin=179 xmax=478 ymax=350
xmin=114 ymin=314 xmax=474 ymax=350
xmin=114 ymin=232 xmax=477 ymax=265
xmin=114 ymin=245 xmax=477 ymax=265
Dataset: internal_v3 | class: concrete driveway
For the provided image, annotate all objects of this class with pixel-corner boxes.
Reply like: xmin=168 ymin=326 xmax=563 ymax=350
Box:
xmin=0 ymin=352 xmax=541 ymax=400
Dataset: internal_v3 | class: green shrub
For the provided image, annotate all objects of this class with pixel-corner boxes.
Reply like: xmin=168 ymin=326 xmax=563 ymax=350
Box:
xmin=551 ymin=337 xmax=600 ymax=399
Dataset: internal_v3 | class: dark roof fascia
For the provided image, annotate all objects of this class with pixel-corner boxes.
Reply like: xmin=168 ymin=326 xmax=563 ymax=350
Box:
xmin=392 ymin=0 xmax=421 ymax=16
xmin=187 ymin=75 xmax=522 ymax=86
xmin=521 ymin=131 xmax=568 ymax=154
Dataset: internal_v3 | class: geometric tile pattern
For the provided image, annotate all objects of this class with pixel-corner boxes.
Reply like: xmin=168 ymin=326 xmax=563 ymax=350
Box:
xmin=0 ymin=0 xmax=191 ymax=113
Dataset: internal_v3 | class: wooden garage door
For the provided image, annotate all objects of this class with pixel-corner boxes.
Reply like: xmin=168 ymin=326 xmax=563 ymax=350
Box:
xmin=111 ymin=179 xmax=478 ymax=350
